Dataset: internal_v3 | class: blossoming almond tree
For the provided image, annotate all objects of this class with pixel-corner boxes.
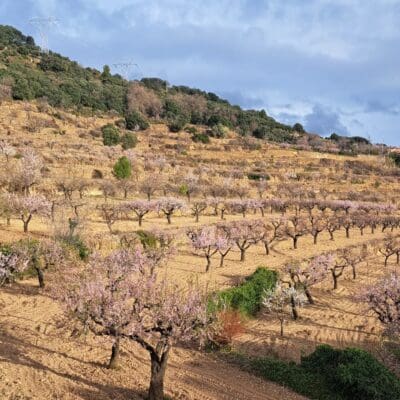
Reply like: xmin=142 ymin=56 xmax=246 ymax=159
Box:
xmin=6 ymin=193 xmax=51 ymax=232
xmin=0 ymin=247 xmax=28 ymax=287
xmin=187 ymin=225 xmax=229 ymax=272
xmin=357 ymin=273 xmax=400 ymax=336
xmin=55 ymin=248 xmax=211 ymax=400
xmin=125 ymin=199 xmax=157 ymax=226
xmin=283 ymin=253 xmax=334 ymax=304
xmin=156 ymin=197 xmax=186 ymax=224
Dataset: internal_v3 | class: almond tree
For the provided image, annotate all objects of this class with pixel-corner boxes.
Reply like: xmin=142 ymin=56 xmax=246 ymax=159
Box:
xmin=310 ymin=215 xmax=326 ymax=244
xmin=55 ymin=249 xmax=210 ymax=400
xmin=14 ymin=149 xmax=43 ymax=194
xmin=284 ymin=253 xmax=334 ymax=304
xmin=125 ymin=199 xmax=157 ymax=226
xmin=98 ymin=203 xmax=122 ymax=233
xmin=140 ymin=174 xmax=165 ymax=201
xmin=378 ymin=235 xmax=400 ymax=266
xmin=325 ymin=215 xmax=341 ymax=240
xmin=263 ymin=283 xmax=306 ymax=335
xmin=187 ymin=225 xmax=229 ymax=272
xmin=0 ymin=246 xmax=28 ymax=287
xmin=339 ymin=215 xmax=353 ymax=239
xmin=330 ymin=251 xmax=348 ymax=290
xmin=15 ymin=238 xmax=66 ymax=288
xmin=220 ymin=219 xmax=263 ymax=262
xmin=191 ymin=200 xmax=208 ymax=223
xmin=215 ymin=226 xmax=233 ymax=267
xmin=156 ymin=197 xmax=186 ymax=224
xmin=285 ymin=216 xmax=309 ymax=249
xmin=6 ymin=193 xmax=51 ymax=232
xmin=357 ymin=273 xmax=400 ymax=336
xmin=260 ymin=218 xmax=284 ymax=255
xmin=340 ymin=245 xmax=368 ymax=280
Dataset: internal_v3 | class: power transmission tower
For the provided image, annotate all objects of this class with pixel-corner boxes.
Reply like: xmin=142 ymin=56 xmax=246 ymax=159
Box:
xmin=112 ymin=62 xmax=142 ymax=81
xmin=29 ymin=17 xmax=59 ymax=53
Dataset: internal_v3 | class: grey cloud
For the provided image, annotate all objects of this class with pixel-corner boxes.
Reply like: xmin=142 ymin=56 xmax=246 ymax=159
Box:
xmin=305 ymin=105 xmax=349 ymax=137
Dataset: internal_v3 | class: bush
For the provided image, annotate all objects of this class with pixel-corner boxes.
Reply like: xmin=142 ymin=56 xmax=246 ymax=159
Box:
xmin=168 ymin=115 xmax=188 ymax=132
xmin=192 ymin=133 xmax=210 ymax=144
xmin=120 ymin=132 xmax=138 ymax=149
xmin=247 ymin=173 xmax=270 ymax=181
xmin=389 ymin=152 xmax=400 ymax=167
xmin=208 ymin=123 xmax=227 ymax=138
xmin=135 ymin=230 xmax=158 ymax=249
xmin=113 ymin=156 xmax=132 ymax=180
xmin=184 ymin=126 xmax=197 ymax=134
xmin=125 ymin=110 xmax=149 ymax=131
xmin=61 ymin=235 xmax=90 ymax=260
xmin=101 ymin=124 xmax=120 ymax=146
xmin=210 ymin=267 xmax=277 ymax=317
xmin=241 ymin=345 xmax=400 ymax=400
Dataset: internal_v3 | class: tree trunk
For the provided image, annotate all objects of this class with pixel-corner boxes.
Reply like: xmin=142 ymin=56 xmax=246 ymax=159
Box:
xmin=166 ymin=214 xmax=171 ymax=224
xmin=23 ymin=215 xmax=32 ymax=233
xmin=240 ymin=248 xmax=245 ymax=262
xmin=138 ymin=215 xmax=143 ymax=227
xmin=195 ymin=212 xmax=199 ymax=223
xmin=219 ymin=254 xmax=226 ymax=268
xmin=384 ymin=256 xmax=389 ymax=266
xmin=205 ymin=255 xmax=211 ymax=272
xmin=221 ymin=209 xmax=225 ymax=220
xmin=332 ymin=271 xmax=338 ymax=290
xmin=148 ymin=349 xmax=169 ymax=400
xmin=124 ymin=189 xmax=128 ymax=199
xmin=280 ymin=319 xmax=284 ymax=337
xmin=6 ymin=217 xmax=10 ymax=226
xmin=305 ymin=288 xmax=314 ymax=304
xmin=313 ymin=234 xmax=318 ymax=245
xmin=345 ymin=227 xmax=350 ymax=238
xmin=35 ymin=267 xmax=45 ymax=288
xmin=108 ymin=336 xmax=120 ymax=369
xmin=260 ymin=208 xmax=265 ymax=217
xmin=329 ymin=231 xmax=334 ymax=240
xmin=264 ymin=242 xmax=270 ymax=255
xmin=352 ymin=265 xmax=356 ymax=280
xmin=290 ymin=296 xmax=298 ymax=320
xmin=293 ymin=236 xmax=298 ymax=249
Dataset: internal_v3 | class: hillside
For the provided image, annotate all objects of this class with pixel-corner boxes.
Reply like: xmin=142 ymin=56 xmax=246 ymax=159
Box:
xmin=0 ymin=24 xmax=391 ymax=156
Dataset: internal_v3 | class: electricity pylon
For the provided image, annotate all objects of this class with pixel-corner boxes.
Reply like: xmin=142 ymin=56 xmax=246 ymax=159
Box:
xmin=29 ymin=17 xmax=59 ymax=53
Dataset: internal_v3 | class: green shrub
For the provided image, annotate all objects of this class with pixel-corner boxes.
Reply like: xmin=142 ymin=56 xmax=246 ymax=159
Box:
xmin=184 ymin=126 xmax=197 ymax=134
xmin=247 ymin=173 xmax=270 ymax=181
xmin=136 ymin=230 xmax=158 ymax=249
xmin=101 ymin=124 xmax=120 ymax=146
xmin=61 ymin=235 xmax=90 ymax=260
xmin=210 ymin=267 xmax=277 ymax=317
xmin=302 ymin=345 xmax=400 ymax=400
xmin=113 ymin=156 xmax=132 ymax=180
xmin=389 ymin=152 xmax=400 ymax=167
xmin=208 ymin=123 xmax=227 ymax=138
xmin=168 ymin=115 xmax=188 ymax=132
xmin=192 ymin=133 xmax=210 ymax=144
xmin=240 ymin=345 xmax=400 ymax=400
xmin=120 ymin=132 xmax=138 ymax=149
xmin=125 ymin=110 xmax=149 ymax=131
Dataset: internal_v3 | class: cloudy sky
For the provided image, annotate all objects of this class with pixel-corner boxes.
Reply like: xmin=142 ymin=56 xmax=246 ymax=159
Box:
xmin=1 ymin=0 xmax=399 ymax=145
